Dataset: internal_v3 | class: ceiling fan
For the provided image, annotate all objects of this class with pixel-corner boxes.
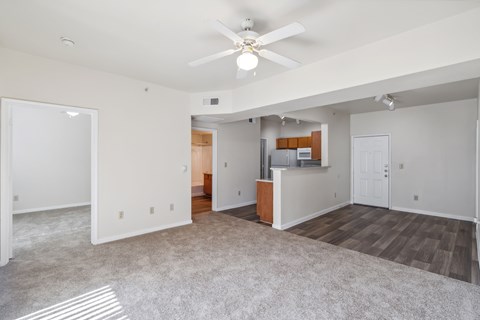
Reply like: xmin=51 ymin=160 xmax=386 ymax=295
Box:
xmin=188 ymin=18 xmax=306 ymax=79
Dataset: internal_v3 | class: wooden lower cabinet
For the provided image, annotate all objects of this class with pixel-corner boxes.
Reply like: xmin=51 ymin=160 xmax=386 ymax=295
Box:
xmin=203 ymin=173 xmax=212 ymax=196
xmin=256 ymin=181 xmax=273 ymax=224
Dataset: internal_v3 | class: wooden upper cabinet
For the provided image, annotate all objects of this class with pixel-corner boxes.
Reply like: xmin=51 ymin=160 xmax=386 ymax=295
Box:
xmin=287 ymin=138 xmax=298 ymax=149
xmin=297 ymin=136 xmax=311 ymax=148
xmin=311 ymin=131 xmax=322 ymax=160
xmin=276 ymin=138 xmax=288 ymax=149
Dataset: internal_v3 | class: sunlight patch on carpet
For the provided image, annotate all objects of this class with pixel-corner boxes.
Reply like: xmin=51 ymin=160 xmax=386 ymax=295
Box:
xmin=15 ymin=285 xmax=128 ymax=320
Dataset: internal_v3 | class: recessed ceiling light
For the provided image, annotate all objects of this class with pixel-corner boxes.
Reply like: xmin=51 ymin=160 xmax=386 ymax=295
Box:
xmin=60 ymin=36 xmax=75 ymax=47
xmin=66 ymin=111 xmax=79 ymax=118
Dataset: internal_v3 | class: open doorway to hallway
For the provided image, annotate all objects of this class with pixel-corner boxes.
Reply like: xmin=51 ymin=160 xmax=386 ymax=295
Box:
xmin=0 ymin=98 xmax=98 ymax=266
xmin=191 ymin=129 xmax=213 ymax=215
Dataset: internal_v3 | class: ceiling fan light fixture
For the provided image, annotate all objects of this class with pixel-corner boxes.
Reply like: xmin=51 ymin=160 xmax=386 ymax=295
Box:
xmin=237 ymin=49 xmax=258 ymax=71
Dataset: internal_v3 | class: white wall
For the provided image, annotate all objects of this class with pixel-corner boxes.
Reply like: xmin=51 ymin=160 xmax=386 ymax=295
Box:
xmin=280 ymin=121 xmax=322 ymax=138
xmin=351 ymin=99 xmax=477 ymax=220
xmin=260 ymin=118 xmax=281 ymax=178
xmin=0 ymin=47 xmax=191 ymax=242
xmin=12 ymin=105 xmax=91 ymax=213
xmin=276 ymin=107 xmax=351 ymax=228
xmin=215 ymin=120 xmax=260 ymax=210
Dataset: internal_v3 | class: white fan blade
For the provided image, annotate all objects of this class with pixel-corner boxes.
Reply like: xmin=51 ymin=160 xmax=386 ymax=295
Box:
xmin=258 ymin=49 xmax=301 ymax=69
xmin=236 ymin=68 xmax=248 ymax=79
xmin=256 ymin=22 xmax=305 ymax=46
xmin=211 ymin=20 xmax=243 ymax=44
xmin=188 ymin=49 xmax=237 ymax=67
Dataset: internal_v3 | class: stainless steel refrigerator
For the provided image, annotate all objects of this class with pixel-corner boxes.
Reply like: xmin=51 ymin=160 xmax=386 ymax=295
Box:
xmin=271 ymin=149 xmax=298 ymax=168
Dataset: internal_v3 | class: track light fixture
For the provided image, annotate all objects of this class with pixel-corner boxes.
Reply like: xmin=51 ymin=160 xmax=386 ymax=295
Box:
xmin=374 ymin=94 xmax=396 ymax=111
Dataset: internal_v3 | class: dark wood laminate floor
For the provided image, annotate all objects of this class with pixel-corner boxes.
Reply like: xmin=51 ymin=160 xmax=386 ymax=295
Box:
xmin=287 ymin=205 xmax=480 ymax=285
xmin=220 ymin=203 xmax=480 ymax=285
xmin=192 ymin=196 xmax=212 ymax=215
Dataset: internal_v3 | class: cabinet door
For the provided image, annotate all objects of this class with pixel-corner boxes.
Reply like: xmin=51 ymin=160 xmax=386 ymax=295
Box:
xmin=203 ymin=174 xmax=212 ymax=196
xmin=276 ymin=138 xmax=288 ymax=149
xmin=311 ymin=131 xmax=322 ymax=160
xmin=256 ymin=182 xmax=273 ymax=223
xmin=202 ymin=134 xmax=212 ymax=145
xmin=297 ymin=136 xmax=311 ymax=148
xmin=287 ymin=138 xmax=298 ymax=149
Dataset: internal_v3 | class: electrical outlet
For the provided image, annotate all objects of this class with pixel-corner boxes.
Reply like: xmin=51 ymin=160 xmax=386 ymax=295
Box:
xmin=118 ymin=211 xmax=124 ymax=219
xmin=170 ymin=203 xmax=174 ymax=211
xmin=238 ymin=190 xmax=241 ymax=196
xmin=13 ymin=195 xmax=19 ymax=201
xmin=413 ymin=195 xmax=419 ymax=201
xmin=150 ymin=207 xmax=155 ymax=214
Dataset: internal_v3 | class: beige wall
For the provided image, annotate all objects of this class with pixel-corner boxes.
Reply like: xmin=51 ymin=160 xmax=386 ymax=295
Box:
xmin=351 ymin=99 xmax=477 ymax=220
xmin=217 ymin=120 xmax=261 ymax=209
xmin=0 ymin=47 xmax=191 ymax=241
xmin=277 ymin=107 xmax=351 ymax=227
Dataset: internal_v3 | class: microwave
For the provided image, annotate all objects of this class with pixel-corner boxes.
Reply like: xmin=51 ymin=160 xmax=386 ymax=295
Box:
xmin=297 ymin=148 xmax=312 ymax=160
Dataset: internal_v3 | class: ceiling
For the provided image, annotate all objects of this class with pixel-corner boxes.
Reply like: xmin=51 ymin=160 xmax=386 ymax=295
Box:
xmin=324 ymin=78 xmax=480 ymax=114
xmin=1 ymin=1 xmax=479 ymax=92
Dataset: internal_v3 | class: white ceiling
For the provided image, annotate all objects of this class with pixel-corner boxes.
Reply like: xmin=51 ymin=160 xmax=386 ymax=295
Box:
xmin=322 ymin=78 xmax=480 ymax=114
xmin=1 ymin=1 xmax=479 ymax=92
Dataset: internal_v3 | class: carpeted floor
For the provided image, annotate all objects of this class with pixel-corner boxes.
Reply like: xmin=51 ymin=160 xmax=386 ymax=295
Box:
xmin=1 ymin=209 xmax=480 ymax=319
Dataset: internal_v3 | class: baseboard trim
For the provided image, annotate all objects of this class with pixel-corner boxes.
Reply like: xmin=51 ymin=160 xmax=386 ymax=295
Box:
xmin=279 ymin=201 xmax=351 ymax=230
xmin=476 ymin=224 xmax=480 ymax=268
xmin=216 ymin=200 xmax=257 ymax=211
xmin=13 ymin=202 xmax=91 ymax=214
xmin=93 ymin=220 xmax=192 ymax=245
xmin=191 ymin=192 xmax=205 ymax=197
xmin=391 ymin=206 xmax=475 ymax=222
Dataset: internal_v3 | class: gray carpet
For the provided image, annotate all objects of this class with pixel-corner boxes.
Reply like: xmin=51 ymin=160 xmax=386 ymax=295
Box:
xmin=1 ymin=210 xmax=480 ymax=319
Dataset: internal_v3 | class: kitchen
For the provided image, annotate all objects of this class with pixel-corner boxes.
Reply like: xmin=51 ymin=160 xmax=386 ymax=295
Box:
xmin=257 ymin=116 xmax=329 ymax=226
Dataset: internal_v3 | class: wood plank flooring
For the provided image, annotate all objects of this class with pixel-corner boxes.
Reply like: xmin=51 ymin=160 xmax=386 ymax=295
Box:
xmin=192 ymin=196 xmax=212 ymax=215
xmin=287 ymin=205 xmax=480 ymax=285
xmin=220 ymin=203 xmax=480 ymax=285
xmin=219 ymin=204 xmax=260 ymax=222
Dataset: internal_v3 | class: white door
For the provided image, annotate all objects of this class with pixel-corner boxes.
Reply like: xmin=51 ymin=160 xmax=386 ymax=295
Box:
xmin=353 ymin=135 xmax=389 ymax=208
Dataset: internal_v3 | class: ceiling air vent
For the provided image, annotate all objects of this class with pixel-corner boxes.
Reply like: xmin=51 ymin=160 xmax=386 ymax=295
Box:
xmin=203 ymin=98 xmax=220 ymax=106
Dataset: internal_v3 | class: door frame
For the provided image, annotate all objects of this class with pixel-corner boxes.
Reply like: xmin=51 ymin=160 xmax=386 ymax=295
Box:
xmin=260 ymin=138 xmax=268 ymax=180
xmin=351 ymin=134 xmax=392 ymax=209
xmin=191 ymin=127 xmax=218 ymax=212
xmin=0 ymin=98 xmax=99 ymax=266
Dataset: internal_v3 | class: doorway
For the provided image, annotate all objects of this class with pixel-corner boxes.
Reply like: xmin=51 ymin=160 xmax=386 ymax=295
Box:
xmin=0 ymin=99 xmax=98 ymax=266
xmin=352 ymin=135 xmax=390 ymax=208
xmin=191 ymin=127 xmax=217 ymax=215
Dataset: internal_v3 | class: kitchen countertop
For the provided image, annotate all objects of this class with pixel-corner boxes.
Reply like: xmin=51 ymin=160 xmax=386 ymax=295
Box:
xmin=256 ymin=179 xmax=273 ymax=183
xmin=270 ymin=166 xmax=330 ymax=171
